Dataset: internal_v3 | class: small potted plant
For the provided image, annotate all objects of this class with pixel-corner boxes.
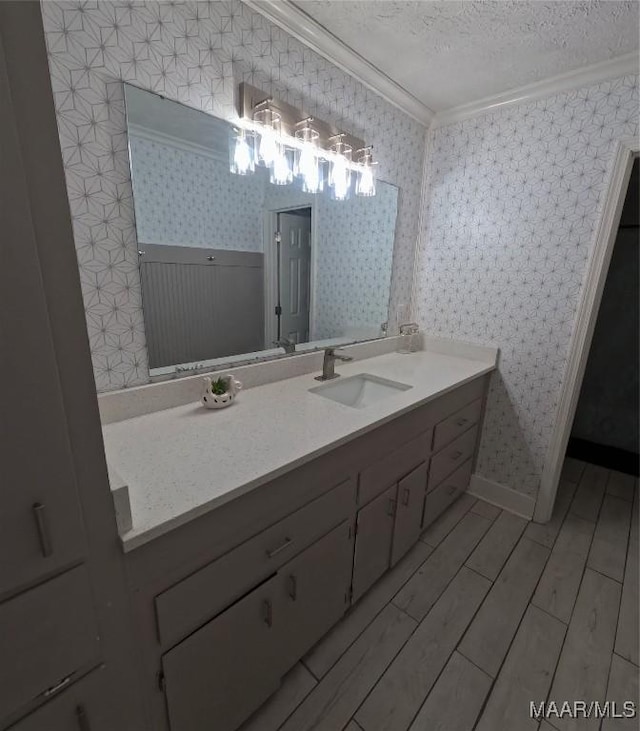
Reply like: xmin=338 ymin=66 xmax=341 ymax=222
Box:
xmin=201 ymin=374 xmax=242 ymax=409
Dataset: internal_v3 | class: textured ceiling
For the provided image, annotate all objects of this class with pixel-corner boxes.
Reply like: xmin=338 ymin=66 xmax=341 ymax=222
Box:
xmin=292 ymin=1 xmax=640 ymax=111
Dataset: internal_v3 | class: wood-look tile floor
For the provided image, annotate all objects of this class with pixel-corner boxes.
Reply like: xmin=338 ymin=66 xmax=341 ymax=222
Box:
xmin=241 ymin=459 xmax=639 ymax=731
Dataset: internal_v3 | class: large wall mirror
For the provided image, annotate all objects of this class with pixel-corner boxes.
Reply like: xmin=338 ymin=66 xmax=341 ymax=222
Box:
xmin=124 ymin=85 xmax=399 ymax=375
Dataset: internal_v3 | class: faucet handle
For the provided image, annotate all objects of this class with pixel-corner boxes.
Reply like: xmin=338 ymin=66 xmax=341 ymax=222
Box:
xmin=333 ymin=348 xmax=353 ymax=362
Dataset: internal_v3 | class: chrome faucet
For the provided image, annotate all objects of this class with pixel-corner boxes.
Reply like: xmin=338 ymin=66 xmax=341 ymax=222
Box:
xmin=274 ymin=338 xmax=296 ymax=354
xmin=315 ymin=347 xmax=353 ymax=381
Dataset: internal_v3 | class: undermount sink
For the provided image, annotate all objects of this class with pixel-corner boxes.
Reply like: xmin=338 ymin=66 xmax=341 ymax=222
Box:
xmin=309 ymin=373 xmax=412 ymax=409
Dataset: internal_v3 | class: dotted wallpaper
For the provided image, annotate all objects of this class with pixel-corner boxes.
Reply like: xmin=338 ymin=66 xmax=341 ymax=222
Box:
xmin=415 ymin=74 xmax=639 ymax=499
xmin=42 ymin=0 xmax=426 ymax=392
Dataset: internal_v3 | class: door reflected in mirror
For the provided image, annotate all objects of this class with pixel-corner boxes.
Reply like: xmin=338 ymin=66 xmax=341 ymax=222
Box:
xmin=124 ymin=85 xmax=399 ymax=375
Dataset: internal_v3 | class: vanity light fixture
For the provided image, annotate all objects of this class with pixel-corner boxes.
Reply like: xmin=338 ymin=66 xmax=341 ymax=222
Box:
xmin=233 ymin=82 xmax=374 ymax=200
xmin=270 ymin=144 xmax=294 ymax=185
xmin=294 ymin=118 xmax=322 ymax=193
xmin=253 ymin=99 xmax=281 ymax=169
xmin=355 ymin=146 xmax=376 ymax=197
xmin=229 ymin=128 xmax=255 ymax=176
xmin=328 ymin=135 xmax=353 ymax=201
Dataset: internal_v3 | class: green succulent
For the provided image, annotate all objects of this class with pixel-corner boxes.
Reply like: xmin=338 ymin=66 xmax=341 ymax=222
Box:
xmin=210 ymin=377 xmax=228 ymax=395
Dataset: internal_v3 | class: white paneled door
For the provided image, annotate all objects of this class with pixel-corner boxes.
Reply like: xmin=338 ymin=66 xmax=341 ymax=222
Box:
xmin=279 ymin=210 xmax=312 ymax=344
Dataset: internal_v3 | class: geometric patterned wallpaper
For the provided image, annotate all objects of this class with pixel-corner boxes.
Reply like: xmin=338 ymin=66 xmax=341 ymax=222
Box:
xmin=415 ymin=74 xmax=639 ymax=499
xmin=313 ymin=181 xmax=398 ymax=340
xmin=129 ymin=134 xmax=266 ymax=251
xmin=41 ymin=0 xmax=426 ymax=392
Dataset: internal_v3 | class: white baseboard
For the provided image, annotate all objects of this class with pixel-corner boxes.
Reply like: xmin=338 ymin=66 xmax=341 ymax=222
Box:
xmin=468 ymin=474 xmax=536 ymax=520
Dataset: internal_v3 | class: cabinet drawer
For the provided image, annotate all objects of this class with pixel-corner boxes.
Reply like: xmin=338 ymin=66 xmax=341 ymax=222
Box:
xmin=428 ymin=425 xmax=478 ymax=491
xmin=162 ymin=574 xmax=283 ymax=731
xmin=156 ymin=476 xmax=355 ymax=648
xmin=7 ymin=666 xmax=134 ymax=731
xmin=433 ymin=398 xmax=482 ymax=452
xmin=423 ymin=460 xmax=473 ymax=528
xmin=0 ymin=565 xmax=100 ymax=725
xmin=359 ymin=430 xmax=431 ymax=506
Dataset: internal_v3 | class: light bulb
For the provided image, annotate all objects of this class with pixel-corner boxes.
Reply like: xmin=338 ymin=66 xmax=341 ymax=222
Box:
xmin=230 ymin=130 xmax=254 ymax=175
xmin=270 ymin=145 xmax=293 ymax=185
xmin=298 ymin=144 xmax=321 ymax=193
xmin=330 ymin=156 xmax=350 ymax=200
xmin=356 ymin=165 xmax=375 ymax=196
xmin=258 ymin=126 xmax=278 ymax=168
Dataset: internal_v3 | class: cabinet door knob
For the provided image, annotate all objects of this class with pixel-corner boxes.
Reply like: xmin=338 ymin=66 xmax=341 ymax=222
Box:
xmin=262 ymin=599 xmax=273 ymax=627
xmin=401 ymin=487 xmax=410 ymax=506
xmin=32 ymin=503 xmax=53 ymax=557
xmin=288 ymin=575 xmax=297 ymax=601
xmin=76 ymin=705 xmax=91 ymax=731
xmin=386 ymin=498 xmax=396 ymax=517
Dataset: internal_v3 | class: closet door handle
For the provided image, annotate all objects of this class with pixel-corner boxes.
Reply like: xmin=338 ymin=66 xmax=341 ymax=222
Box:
xmin=32 ymin=503 xmax=53 ymax=557
xmin=262 ymin=599 xmax=273 ymax=627
xmin=401 ymin=487 xmax=410 ymax=506
xmin=76 ymin=705 xmax=91 ymax=731
xmin=288 ymin=575 xmax=297 ymax=601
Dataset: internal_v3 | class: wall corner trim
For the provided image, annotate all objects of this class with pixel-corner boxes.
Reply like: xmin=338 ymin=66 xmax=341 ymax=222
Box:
xmin=242 ymin=0 xmax=434 ymax=126
xmin=468 ymin=474 xmax=536 ymax=520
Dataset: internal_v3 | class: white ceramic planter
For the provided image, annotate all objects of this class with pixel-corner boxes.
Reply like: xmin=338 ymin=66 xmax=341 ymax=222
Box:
xmin=201 ymin=374 xmax=243 ymax=409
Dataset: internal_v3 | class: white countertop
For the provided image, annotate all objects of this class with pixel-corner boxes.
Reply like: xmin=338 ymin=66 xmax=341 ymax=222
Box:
xmin=103 ymin=347 xmax=496 ymax=551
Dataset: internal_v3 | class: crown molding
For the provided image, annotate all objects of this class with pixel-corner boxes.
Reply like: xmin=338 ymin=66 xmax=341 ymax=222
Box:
xmin=433 ymin=51 xmax=640 ymax=127
xmin=243 ymin=0 xmax=434 ymax=126
xmin=128 ymin=123 xmax=227 ymax=163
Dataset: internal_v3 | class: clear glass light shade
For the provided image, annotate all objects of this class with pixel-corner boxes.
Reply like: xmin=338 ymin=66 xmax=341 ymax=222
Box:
xmin=329 ymin=156 xmax=351 ymax=200
xmin=270 ymin=145 xmax=293 ymax=185
xmin=297 ymin=144 xmax=322 ymax=193
xmin=229 ymin=130 xmax=254 ymax=175
xmin=356 ymin=164 xmax=375 ymax=197
xmin=258 ymin=126 xmax=279 ymax=168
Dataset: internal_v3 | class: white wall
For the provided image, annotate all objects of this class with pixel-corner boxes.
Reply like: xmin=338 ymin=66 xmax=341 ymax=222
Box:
xmin=415 ymin=74 xmax=639 ymax=500
xmin=42 ymin=0 xmax=426 ymax=392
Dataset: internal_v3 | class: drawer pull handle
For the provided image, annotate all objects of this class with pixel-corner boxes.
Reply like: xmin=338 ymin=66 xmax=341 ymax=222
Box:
xmin=262 ymin=599 xmax=273 ymax=627
xmin=402 ymin=488 xmax=410 ymax=506
xmin=32 ymin=502 xmax=53 ymax=557
xmin=456 ymin=418 xmax=469 ymax=427
xmin=266 ymin=537 xmax=293 ymax=558
xmin=44 ymin=675 xmax=71 ymax=697
xmin=76 ymin=705 xmax=91 ymax=731
xmin=288 ymin=575 xmax=297 ymax=601
xmin=451 ymin=450 xmax=463 ymax=460
xmin=387 ymin=498 xmax=396 ymax=517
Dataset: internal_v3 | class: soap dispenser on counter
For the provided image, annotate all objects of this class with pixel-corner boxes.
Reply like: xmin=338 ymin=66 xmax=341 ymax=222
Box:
xmin=398 ymin=322 xmax=420 ymax=353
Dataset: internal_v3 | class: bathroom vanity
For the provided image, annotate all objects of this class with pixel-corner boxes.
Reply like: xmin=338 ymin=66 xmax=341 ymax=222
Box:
xmin=101 ymin=342 xmax=496 ymax=731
